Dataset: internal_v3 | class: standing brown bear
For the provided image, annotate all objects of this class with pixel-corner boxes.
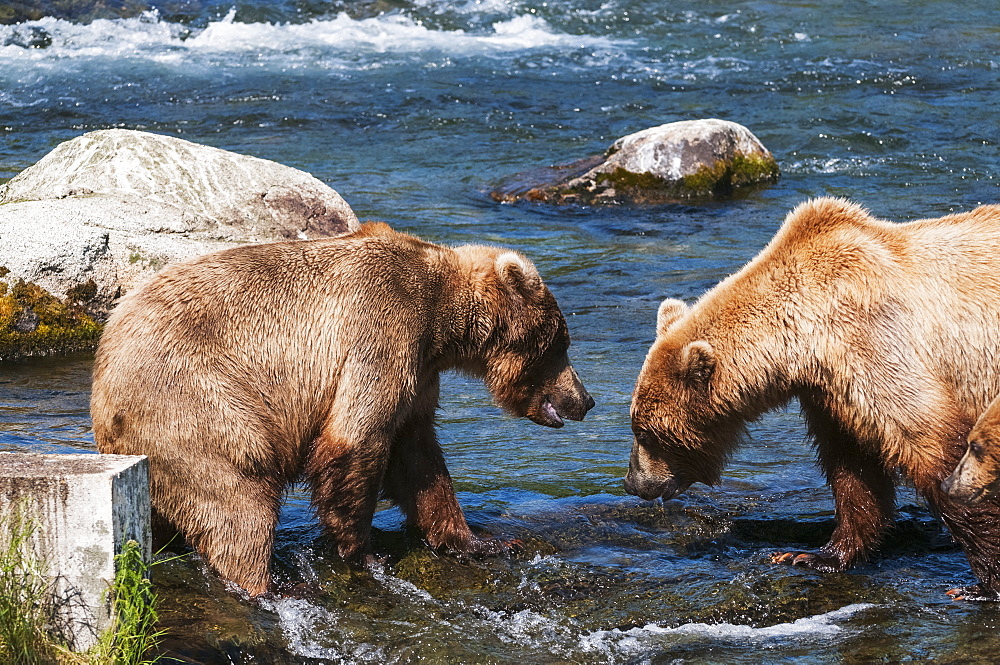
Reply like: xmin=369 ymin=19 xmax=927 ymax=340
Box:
xmin=92 ymin=222 xmax=594 ymax=597
xmin=626 ymin=197 xmax=1000 ymax=600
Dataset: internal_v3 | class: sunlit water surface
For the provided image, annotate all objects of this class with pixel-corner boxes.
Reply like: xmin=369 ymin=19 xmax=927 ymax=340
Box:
xmin=1 ymin=0 xmax=999 ymax=662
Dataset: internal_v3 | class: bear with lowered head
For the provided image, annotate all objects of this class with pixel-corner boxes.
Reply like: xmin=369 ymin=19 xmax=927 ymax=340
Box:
xmin=627 ymin=197 xmax=1000 ymax=600
xmin=944 ymin=394 xmax=1000 ymax=506
xmin=92 ymin=222 xmax=594 ymax=596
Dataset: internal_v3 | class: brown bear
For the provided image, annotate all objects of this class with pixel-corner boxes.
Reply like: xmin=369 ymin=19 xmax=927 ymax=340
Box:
xmin=91 ymin=222 xmax=594 ymax=597
xmin=943 ymin=394 xmax=1000 ymax=505
xmin=626 ymin=197 xmax=1000 ymax=600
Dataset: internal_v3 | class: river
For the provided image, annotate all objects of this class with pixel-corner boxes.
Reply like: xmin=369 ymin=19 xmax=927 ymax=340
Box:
xmin=1 ymin=0 xmax=999 ymax=662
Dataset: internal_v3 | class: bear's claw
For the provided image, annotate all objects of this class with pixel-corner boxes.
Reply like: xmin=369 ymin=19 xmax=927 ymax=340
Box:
xmin=769 ymin=550 xmax=843 ymax=573
xmin=502 ymin=538 xmax=525 ymax=554
xmin=946 ymin=585 xmax=1000 ymax=602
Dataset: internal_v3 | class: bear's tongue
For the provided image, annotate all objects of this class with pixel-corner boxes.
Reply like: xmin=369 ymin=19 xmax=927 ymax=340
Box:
xmin=543 ymin=400 xmax=564 ymax=426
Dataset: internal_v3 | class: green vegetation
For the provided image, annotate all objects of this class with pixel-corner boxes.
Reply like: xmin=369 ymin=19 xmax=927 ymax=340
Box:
xmin=0 ymin=503 xmax=58 ymax=664
xmin=0 ymin=505 xmax=163 ymax=664
xmin=89 ymin=541 xmax=163 ymax=665
xmin=0 ymin=274 xmax=103 ymax=360
xmin=681 ymin=151 xmax=780 ymax=196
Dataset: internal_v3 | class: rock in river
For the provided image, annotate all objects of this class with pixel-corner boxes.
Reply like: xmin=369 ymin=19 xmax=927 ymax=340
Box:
xmin=491 ymin=119 xmax=779 ymax=206
xmin=0 ymin=129 xmax=359 ymax=359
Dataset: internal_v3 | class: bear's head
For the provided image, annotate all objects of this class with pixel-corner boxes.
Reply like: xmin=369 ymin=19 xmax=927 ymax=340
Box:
xmin=458 ymin=247 xmax=594 ymax=428
xmin=625 ymin=298 xmax=745 ymax=501
xmin=943 ymin=405 xmax=1000 ymax=505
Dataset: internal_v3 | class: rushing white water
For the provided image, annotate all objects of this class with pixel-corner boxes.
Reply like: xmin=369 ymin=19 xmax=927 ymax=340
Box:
xmin=265 ymin=573 xmax=876 ymax=664
xmin=578 ymin=603 xmax=877 ymax=661
xmin=0 ymin=9 xmax=621 ymax=65
xmin=260 ymin=596 xmax=389 ymax=662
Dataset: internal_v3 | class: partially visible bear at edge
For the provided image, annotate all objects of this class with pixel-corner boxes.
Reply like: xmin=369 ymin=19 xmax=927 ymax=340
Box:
xmin=626 ymin=197 xmax=1000 ymax=600
xmin=944 ymin=393 xmax=1000 ymax=505
xmin=91 ymin=222 xmax=594 ymax=597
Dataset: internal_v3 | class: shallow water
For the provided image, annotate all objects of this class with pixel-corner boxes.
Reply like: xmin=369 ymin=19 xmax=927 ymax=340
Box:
xmin=1 ymin=0 xmax=999 ymax=662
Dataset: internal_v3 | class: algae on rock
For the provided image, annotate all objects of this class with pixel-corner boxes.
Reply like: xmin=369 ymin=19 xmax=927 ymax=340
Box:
xmin=0 ymin=275 xmax=102 ymax=360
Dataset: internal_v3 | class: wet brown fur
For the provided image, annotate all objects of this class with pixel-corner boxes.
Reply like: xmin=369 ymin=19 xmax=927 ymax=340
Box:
xmin=628 ymin=197 xmax=1000 ymax=593
xmin=92 ymin=223 xmax=592 ymax=596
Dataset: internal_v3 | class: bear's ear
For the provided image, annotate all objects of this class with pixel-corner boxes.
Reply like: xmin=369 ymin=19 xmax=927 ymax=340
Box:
xmin=680 ymin=340 xmax=715 ymax=386
xmin=656 ymin=299 xmax=688 ymax=337
xmin=496 ymin=251 xmax=542 ymax=296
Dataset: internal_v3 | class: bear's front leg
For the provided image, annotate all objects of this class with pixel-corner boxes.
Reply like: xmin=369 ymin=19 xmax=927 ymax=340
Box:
xmin=913 ymin=457 xmax=1000 ymax=600
xmin=772 ymin=404 xmax=896 ymax=572
xmin=383 ymin=410 xmax=515 ymax=556
xmin=306 ymin=423 xmax=392 ymax=562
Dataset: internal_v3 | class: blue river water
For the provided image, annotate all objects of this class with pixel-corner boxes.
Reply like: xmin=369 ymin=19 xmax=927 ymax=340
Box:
xmin=1 ymin=1 xmax=999 ymax=662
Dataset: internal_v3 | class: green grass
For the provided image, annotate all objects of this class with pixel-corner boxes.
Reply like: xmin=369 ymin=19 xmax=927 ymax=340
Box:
xmin=0 ymin=504 xmax=59 ymax=664
xmin=90 ymin=540 xmax=164 ymax=665
xmin=0 ymin=504 xmax=164 ymax=664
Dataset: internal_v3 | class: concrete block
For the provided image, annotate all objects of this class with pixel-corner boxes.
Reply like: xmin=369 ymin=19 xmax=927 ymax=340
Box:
xmin=0 ymin=452 xmax=150 ymax=652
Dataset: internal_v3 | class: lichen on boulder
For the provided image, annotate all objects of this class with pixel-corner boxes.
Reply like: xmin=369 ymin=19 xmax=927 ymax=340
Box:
xmin=0 ymin=273 xmax=102 ymax=360
xmin=491 ymin=119 xmax=779 ymax=206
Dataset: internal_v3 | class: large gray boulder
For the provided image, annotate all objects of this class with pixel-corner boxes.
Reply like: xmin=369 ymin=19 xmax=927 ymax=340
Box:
xmin=0 ymin=129 xmax=359 ymax=359
xmin=491 ymin=119 xmax=779 ymax=206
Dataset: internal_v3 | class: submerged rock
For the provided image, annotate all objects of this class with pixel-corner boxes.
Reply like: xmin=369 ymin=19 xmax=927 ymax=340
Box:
xmin=0 ymin=129 xmax=360 ymax=359
xmin=491 ymin=119 xmax=779 ymax=206
xmin=0 ymin=1 xmax=150 ymax=25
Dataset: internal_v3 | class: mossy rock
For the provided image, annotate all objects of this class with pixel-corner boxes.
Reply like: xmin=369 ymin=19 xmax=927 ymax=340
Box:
xmin=491 ymin=119 xmax=780 ymax=207
xmin=0 ymin=276 xmax=102 ymax=360
xmin=548 ymin=150 xmax=778 ymax=205
xmin=392 ymin=549 xmax=494 ymax=596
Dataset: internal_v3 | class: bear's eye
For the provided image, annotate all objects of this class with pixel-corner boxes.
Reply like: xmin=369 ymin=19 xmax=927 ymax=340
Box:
xmin=969 ymin=441 xmax=985 ymax=459
xmin=631 ymin=427 xmax=652 ymax=446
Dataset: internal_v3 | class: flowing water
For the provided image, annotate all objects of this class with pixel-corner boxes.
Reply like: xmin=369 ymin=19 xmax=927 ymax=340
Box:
xmin=1 ymin=1 xmax=999 ymax=662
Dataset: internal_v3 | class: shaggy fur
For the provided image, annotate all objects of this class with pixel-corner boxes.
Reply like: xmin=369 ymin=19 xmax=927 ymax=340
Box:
xmin=944 ymin=394 xmax=1000 ymax=505
xmin=92 ymin=222 xmax=593 ymax=596
xmin=627 ymin=197 xmax=1000 ymax=598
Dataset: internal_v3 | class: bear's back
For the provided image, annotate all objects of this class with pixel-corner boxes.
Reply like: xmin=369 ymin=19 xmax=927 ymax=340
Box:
xmin=91 ymin=225 xmax=457 ymax=464
xmin=103 ymin=228 xmax=443 ymax=356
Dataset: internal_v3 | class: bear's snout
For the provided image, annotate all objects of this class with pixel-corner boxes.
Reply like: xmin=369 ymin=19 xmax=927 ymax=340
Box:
xmin=942 ymin=455 xmax=994 ymax=506
xmin=557 ymin=384 xmax=595 ymax=422
xmin=624 ymin=469 xmax=679 ymax=501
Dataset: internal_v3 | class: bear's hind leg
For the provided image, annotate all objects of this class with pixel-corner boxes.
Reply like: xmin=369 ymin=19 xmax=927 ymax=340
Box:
xmin=772 ymin=402 xmax=896 ymax=572
xmin=383 ymin=411 xmax=513 ymax=556
xmin=164 ymin=475 xmax=280 ymax=597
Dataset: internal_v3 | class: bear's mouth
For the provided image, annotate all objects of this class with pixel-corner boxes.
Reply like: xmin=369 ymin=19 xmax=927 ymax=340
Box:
xmin=956 ymin=484 xmax=990 ymax=506
xmin=544 ymin=400 xmax=564 ymax=426
xmin=528 ymin=398 xmax=564 ymax=428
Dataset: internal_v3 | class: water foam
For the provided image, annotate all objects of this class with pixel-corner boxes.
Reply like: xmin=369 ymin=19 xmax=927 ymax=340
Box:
xmin=0 ymin=9 xmax=619 ymax=67
xmin=580 ymin=603 xmax=875 ymax=658
xmin=260 ymin=596 xmax=388 ymax=662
